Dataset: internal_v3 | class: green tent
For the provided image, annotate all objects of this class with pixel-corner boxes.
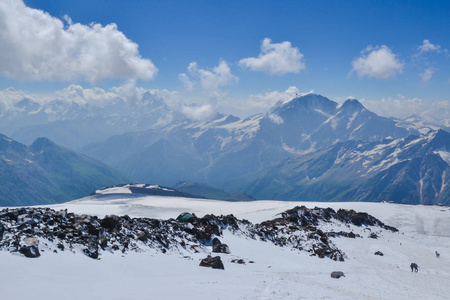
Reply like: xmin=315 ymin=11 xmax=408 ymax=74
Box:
xmin=176 ymin=212 xmax=194 ymax=222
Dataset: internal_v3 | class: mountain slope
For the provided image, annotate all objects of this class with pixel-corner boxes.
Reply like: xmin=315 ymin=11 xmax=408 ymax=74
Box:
xmin=0 ymin=134 xmax=129 ymax=206
xmin=82 ymin=94 xmax=413 ymax=191
xmin=230 ymin=130 xmax=450 ymax=205
xmin=2 ymin=196 xmax=449 ymax=299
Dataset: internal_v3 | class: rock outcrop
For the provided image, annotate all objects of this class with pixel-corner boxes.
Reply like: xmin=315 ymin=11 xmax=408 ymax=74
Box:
xmin=0 ymin=206 xmax=397 ymax=261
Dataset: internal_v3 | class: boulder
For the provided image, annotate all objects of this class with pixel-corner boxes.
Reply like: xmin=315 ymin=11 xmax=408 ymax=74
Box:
xmin=100 ymin=215 xmax=121 ymax=230
xmin=331 ymin=271 xmax=345 ymax=279
xmin=212 ymin=237 xmax=231 ymax=254
xmin=374 ymin=251 xmax=384 ymax=256
xmin=199 ymin=255 xmax=224 ymax=270
xmin=19 ymin=245 xmax=41 ymax=258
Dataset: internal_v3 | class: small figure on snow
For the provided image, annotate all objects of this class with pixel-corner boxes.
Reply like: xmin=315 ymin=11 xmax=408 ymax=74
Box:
xmin=410 ymin=263 xmax=419 ymax=272
xmin=435 ymin=251 xmax=440 ymax=258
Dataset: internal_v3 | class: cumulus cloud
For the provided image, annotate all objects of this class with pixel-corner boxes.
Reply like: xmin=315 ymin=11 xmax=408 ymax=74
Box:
xmin=177 ymin=61 xmax=237 ymax=120
xmin=0 ymin=0 xmax=157 ymax=82
xmin=111 ymin=79 xmax=149 ymax=105
xmin=418 ymin=40 xmax=441 ymax=53
xmin=351 ymin=45 xmax=403 ymax=79
xmin=420 ymin=68 xmax=434 ymax=83
xmin=239 ymin=38 xmax=305 ymax=75
xmin=185 ymin=61 xmax=238 ymax=94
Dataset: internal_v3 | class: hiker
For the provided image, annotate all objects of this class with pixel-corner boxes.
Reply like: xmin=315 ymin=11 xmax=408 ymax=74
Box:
xmin=436 ymin=251 xmax=440 ymax=258
xmin=414 ymin=263 xmax=419 ymax=272
xmin=410 ymin=263 xmax=415 ymax=272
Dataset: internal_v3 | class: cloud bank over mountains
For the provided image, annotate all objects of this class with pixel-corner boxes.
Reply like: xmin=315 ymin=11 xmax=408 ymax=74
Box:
xmin=0 ymin=1 xmax=447 ymax=127
xmin=0 ymin=85 xmax=448 ymax=129
xmin=0 ymin=0 xmax=157 ymax=82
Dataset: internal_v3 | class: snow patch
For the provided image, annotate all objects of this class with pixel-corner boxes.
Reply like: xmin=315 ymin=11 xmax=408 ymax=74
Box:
xmin=96 ymin=186 xmax=132 ymax=194
xmin=268 ymin=113 xmax=284 ymax=124
xmin=435 ymin=151 xmax=450 ymax=164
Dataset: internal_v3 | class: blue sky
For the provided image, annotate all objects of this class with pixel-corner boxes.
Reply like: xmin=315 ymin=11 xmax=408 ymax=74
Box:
xmin=1 ymin=0 xmax=449 ymax=120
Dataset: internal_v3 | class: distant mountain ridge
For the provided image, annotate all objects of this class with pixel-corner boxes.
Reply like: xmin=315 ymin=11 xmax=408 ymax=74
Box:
xmin=1 ymin=91 xmax=184 ymax=150
xmin=3 ymin=92 xmax=449 ymax=205
xmin=0 ymin=134 xmax=129 ymax=206
xmin=80 ymin=93 xmax=449 ymax=205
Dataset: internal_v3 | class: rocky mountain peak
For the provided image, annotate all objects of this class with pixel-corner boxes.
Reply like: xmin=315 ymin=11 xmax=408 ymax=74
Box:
xmin=30 ymin=137 xmax=58 ymax=153
xmin=340 ymin=99 xmax=365 ymax=112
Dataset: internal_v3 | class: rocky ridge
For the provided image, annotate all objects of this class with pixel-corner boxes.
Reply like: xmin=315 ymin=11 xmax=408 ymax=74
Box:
xmin=0 ymin=206 xmax=397 ymax=263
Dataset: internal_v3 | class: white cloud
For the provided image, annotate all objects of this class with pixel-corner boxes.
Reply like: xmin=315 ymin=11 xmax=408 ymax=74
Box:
xmin=181 ymin=104 xmax=216 ymax=121
xmin=420 ymin=68 xmax=434 ymax=83
xmin=247 ymin=86 xmax=301 ymax=109
xmin=186 ymin=61 xmax=238 ymax=94
xmin=178 ymin=73 xmax=194 ymax=91
xmin=418 ymin=40 xmax=441 ymax=53
xmin=0 ymin=0 xmax=157 ymax=82
xmin=111 ymin=79 xmax=148 ymax=105
xmin=359 ymin=95 xmax=450 ymax=127
xmin=177 ymin=61 xmax=238 ymax=120
xmin=239 ymin=38 xmax=305 ymax=75
xmin=351 ymin=45 xmax=403 ymax=79
xmin=0 ymin=84 xmax=175 ymax=111
xmin=57 ymin=85 xmax=119 ymax=106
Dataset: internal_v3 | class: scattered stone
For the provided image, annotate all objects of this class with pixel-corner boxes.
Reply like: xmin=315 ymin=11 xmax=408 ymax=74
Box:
xmin=83 ymin=247 xmax=99 ymax=259
xmin=374 ymin=251 xmax=384 ymax=256
xmin=231 ymin=258 xmax=245 ymax=264
xmin=369 ymin=232 xmax=378 ymax=239
xmin=199 ymin=255 xmax=224 ymax=270
xmin=331 ymin=271 xmax=345 ymax=279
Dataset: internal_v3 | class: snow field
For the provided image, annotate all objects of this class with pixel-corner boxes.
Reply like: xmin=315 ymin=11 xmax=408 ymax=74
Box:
xmin=1 ymin=196 xmax=450 ymax=299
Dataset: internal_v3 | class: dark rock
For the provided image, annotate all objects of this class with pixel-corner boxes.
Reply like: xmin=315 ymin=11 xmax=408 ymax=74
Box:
xmin=374 ymin=251 xmax=384 ymax=256
xmin=212 ymin=237 xmax=231 ymax=254
xmin=369 ymin=232 xmax=378 ymax=239
xmin=194 ymin=225 xmax=214 ymax=241
xmin=100 ymin=215 xmax=121 ymax=230
xmin=199 ymin=255 xmax=224 ymax=270
xmin=19 ymin=245 xmax=41 ymax=258
xmin=57 ymin=243 xmax=65 ymax=251
xmin=331 ymin=271 xmax=345 ymax=278
xmin=231 ymin=259 xmax=245 ymax=264
xmin=83 ymin=247 xmax=99 ymax=259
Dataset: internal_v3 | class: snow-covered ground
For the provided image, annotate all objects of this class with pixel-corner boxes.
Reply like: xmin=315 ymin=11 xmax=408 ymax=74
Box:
xmin=2 ymin=195 xmax=450 ymax=299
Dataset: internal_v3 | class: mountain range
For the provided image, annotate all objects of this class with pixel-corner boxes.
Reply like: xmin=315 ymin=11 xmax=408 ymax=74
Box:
xmin=1 ymin=92 xmax=449 ymax=205
xmin=0 ymin=134 xmax=128 ymax=206
xmin=79 ymin=93 xmax=449 ymax=205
